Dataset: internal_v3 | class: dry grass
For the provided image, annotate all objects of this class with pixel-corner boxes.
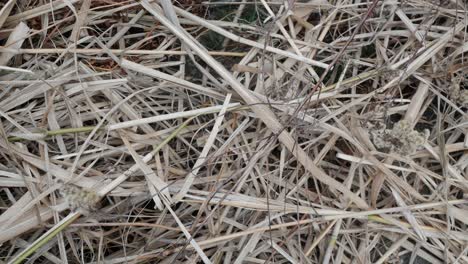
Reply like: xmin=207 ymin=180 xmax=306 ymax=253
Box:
xmin=0 ymin=0 xmax=467 ymax=263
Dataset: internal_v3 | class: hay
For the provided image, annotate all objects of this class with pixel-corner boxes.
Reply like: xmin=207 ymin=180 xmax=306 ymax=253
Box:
xmin=0 ymin=0 xmax=467 ymax=263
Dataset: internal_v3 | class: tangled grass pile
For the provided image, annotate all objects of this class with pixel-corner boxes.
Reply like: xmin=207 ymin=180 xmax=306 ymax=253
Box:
xmin=0 ymin=0 xmax=467 ymax=263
